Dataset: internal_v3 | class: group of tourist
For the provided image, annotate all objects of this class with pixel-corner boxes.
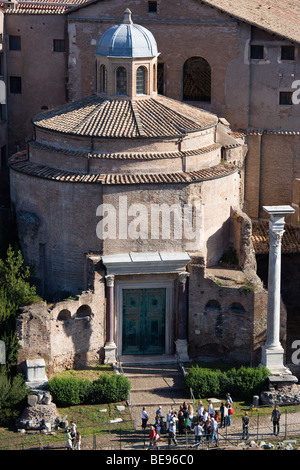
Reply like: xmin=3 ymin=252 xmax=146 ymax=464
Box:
xmin=144 ymin=393 xmax=235 ymax=449
xmin=65 ymin=421 xmax=81 ymax=450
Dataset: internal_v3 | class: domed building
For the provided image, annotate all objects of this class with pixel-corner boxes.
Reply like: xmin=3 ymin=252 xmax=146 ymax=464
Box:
xmin=9 ymin=10 xmax=265 ymax=370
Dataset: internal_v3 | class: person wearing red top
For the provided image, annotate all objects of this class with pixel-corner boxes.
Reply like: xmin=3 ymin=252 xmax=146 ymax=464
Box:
xmin=148 ymin=425 xmax=159 ymax=450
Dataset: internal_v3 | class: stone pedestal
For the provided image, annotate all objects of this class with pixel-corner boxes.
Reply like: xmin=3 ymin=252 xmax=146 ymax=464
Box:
xmin=261 ymin=206 xmax=295 ymax=377
xmin=25 ymin=358 xmax=48 ymax=390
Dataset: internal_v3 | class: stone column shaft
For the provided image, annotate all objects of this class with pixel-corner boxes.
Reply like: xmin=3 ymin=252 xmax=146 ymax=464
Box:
xmin=104 ymin=274 xmax=117 ymax=363
xmin=177 ymin=272 xmax=189 ymax=340
xmin=175 ymin=271 xmax=190 ymax=362
xmin=261 ymin=205 xmax=295 ymax=375
xmin=105 ymin=275 xmax=115 ymax=344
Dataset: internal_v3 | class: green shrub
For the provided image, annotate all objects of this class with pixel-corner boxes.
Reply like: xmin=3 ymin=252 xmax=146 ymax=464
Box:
xmin=48 ymin=376 xmax=91 ymax=407
xmin=48 ymin=373 xmax=131 ymax=407
xmin=0 ymin=369 xmax=29 ymax=424
xmin=184 ymin=366 xmax=221 ymax=398
xmin=87 ymin=374 xmax=130 ymax=404
xmin=184 ymin=365 xmax=270 ymax=401
xmin=225 ymin=366 xmax=270 ymax=400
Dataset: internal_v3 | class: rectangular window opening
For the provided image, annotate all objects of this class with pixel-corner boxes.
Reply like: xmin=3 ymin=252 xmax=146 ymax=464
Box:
xmin=281 ymin=45 xmax=295 ymax=61
xmin=279 ymin=91 xmax=293 ymax=105
xmin=10 ymin=76 xmax=22 ymax=94
xmin=9 ymin=35 xmax=21 ymax=51
xmin=148 ymin=1 xmax=157 ymax=13
xmin=53 ymin=39 xmax=65 ymax=53
xmin=250 ymin=45 xmax=264 ymax=60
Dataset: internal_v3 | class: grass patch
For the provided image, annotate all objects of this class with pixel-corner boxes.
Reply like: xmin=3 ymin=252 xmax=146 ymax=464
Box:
xmin=51 ymin=364 xmax=114 ymax=383
xmin=0 ymin=365 xmax=134 ymax=448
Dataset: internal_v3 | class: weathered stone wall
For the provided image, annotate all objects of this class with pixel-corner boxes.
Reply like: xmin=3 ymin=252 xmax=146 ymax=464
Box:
xmin=16 ymin=264 xmax=106 ymax=374
xmin=187 ymin=258 xmax=286 ymax=366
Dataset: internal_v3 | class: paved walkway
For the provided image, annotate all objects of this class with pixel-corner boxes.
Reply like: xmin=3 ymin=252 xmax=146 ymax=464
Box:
xmin=120 ymin=361 xmax=300 ymax=448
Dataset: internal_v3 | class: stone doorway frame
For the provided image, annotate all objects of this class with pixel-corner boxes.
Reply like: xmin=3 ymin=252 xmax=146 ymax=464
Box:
xmin=115 ymin=278 xmax=175 ymax=360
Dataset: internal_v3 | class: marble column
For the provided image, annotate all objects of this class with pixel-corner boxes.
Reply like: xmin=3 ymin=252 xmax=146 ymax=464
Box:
xmin=175 ymin=271 xmax=190 ymax=362
xmin=261 ymin=205 xmax=294 ymax=375
xmin=104 ymin=274 xmax=117 ymax=364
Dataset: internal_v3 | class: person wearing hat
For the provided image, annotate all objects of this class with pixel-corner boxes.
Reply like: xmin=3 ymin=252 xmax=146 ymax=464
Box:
xmin=65 ymin=428 xmax=73 ymax=450
xmin=168 ymin=417 xmax=178 ymax=446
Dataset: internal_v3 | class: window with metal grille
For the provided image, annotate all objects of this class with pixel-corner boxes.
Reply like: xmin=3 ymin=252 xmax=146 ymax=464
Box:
xmin=157 ymin=62 xmax=164 ymax=95
xmin=183 ymin=57 xmax=211 ymax=102
xmin=116 ymin=67 xmax=127 ymax=95
xmin=53 ymin=39 xmax=65 ymax=52
xmin=279 ymin=91 xmax=293 ymax=105
xmin=136 ymin=66 xmax=146 ymax=94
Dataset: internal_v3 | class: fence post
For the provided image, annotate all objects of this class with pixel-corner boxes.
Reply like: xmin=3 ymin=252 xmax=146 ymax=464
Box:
xmin=257 ymin=413 xmax=259 ymax=441
xmin=285 ymin=409 xmax=287 ymax=439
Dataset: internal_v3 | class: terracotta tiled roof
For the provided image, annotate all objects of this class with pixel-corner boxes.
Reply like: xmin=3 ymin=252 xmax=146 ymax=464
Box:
xmin=2 ymin=0 xmax=87 ymax=14
xmin=30 ymin=140 xmax=221 ymax=160
xmin=201 ymin=0 xmax=300 ymax=43
xmin=32 ymin=95 xmax=218 ymax=138
xmin=9 ymin=151 xmax=238 ymax=185
xmin=252 ymin=220 xmax=300 ymax=254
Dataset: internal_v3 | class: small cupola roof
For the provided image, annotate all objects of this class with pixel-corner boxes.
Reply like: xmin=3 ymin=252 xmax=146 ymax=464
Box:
xmin=95 ymin=8 xmax=158 ymax=58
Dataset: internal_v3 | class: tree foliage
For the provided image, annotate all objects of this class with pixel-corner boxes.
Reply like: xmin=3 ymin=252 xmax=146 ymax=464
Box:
xmin=0 ymin=245 xmax=38 ymax=369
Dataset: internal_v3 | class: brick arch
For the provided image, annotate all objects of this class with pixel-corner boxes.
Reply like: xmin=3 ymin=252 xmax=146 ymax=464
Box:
xmin=76 ymin=304 xmax=92 ymax=318
xmin=229 ymin=302 xmax=246 ymax=314
xmin=183 ymin=56 xmax=211 ymax=102
xmin=57 ymin=309 xmax=71 ymax=321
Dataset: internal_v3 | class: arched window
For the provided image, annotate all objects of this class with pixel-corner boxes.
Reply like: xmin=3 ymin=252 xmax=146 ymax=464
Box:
xmin=153 ymin=63 xmax=157 ymax=92
xmin=76 ymin=305 xmax=92 ymax=318
xmin=230 ymin=303 xmax=246 ymax=314
xmin=183 ymin=57 xmax=211 ymax=102
xmin=204 ymin=300 xmax=221 ymax=313
xmin=57 ymin=309 xmax=71 ymax=321
xmin=116 ymin=66 xmax=127 ymax=95
xmin=136 ymin=66 xmax=146 ymax=94
xmin=100 ymin=64 xmax=107 ymax=93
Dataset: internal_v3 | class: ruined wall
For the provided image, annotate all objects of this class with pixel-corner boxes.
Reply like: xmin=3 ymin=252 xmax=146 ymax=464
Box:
xmin=16 ymin=261 xmax=106 ymax=375
xmin=187 ymin=258 xmax=280 ymax=366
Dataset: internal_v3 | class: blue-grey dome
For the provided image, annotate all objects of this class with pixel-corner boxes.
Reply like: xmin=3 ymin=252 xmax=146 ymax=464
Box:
xmin=95 ymin=9 xmax=158 ymax=58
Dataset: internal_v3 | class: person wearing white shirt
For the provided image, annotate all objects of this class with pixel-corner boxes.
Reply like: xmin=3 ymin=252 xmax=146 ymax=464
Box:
xmin=197 ymin=401 xmax=204 ymax=418
xmin=194 ymin=421 xmax=203 ymax=446
xmin=210 ymin=417 xmax=218 ymax=444
xmin=168 ymin=418 xmax=178 ymax=446
xmin=202 ymin=409 xmax=208 ymax=423
xmin=208 ymin=400 xmax=214 ymax=418
xmin=142 ymin=407 xmax=149 ymax=430
xmin=223 ymin=404 xmax=228 ymax=427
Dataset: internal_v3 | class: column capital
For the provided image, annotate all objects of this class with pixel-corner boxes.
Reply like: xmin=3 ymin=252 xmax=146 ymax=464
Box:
xmin=268 ymin=229 xmax=285 ymax=248
xmin=105 ymin=275 xmax=115 ymax=287
xmin=178 ymin=271 xmax=190 ymax=284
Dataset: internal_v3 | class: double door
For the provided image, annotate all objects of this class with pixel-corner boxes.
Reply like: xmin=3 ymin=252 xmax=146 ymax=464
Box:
xmin=122 ymin=288 xmax=166 ymax=355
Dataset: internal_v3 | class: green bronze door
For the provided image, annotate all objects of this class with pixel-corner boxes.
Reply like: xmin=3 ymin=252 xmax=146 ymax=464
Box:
xmin=122 ymin=288 xmax=166 ymax=355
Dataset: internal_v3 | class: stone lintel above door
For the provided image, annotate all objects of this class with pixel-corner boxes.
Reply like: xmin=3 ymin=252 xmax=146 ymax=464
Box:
xmin=101 ymin=251 xmax=191 ymax=275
